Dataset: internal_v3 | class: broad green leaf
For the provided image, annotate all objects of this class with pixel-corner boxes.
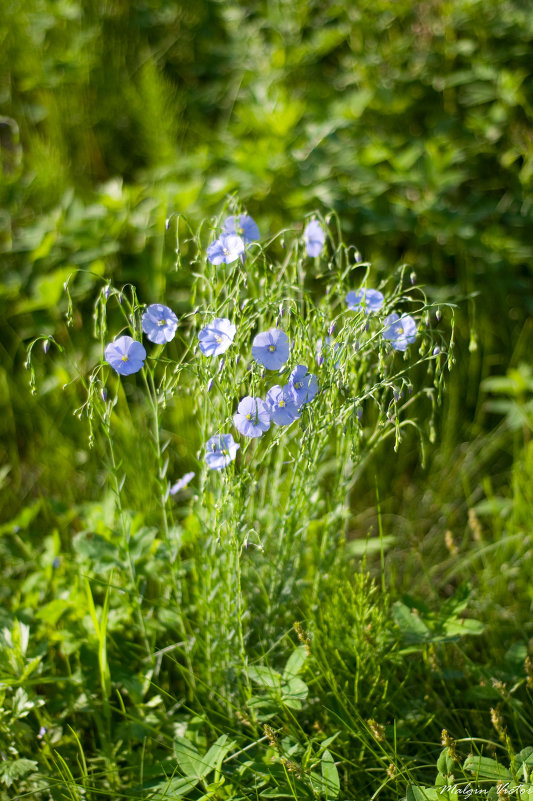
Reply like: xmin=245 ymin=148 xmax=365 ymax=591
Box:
xmin=282 ymin=645 xmax=307 ymax=682
xmin=150 ymin=775 xmax=200 ymax=798
xmin=392 ymin=602 xmax=431 ymax=642
xmin=514 ymin=747 xmax=533 ymax=781
xmin=505 ymin=642 xmax=528 ymax=672
xmin=127 ymin=526 xmax=158 ymax=563
xmin=345 ymin=535 xmax=396 ymax=557
xmin=321 ymin=749 xmax=340 ymax=798
xmin=247 ymin=666 xmax=282 ymax=692
xmin=0 ymin=501 xmax=41 ymax=535
xmin=35 ymin=598 xmax=72 ymax=626
xmin=17 ymin=267 xmax=73 ymax=313
xmin=463 ymin=755 xmax=512 ymax=781
xmin=444 ymin=618 xmax=484 ymax=637
xmin=75 ymin=532 xmax=120 ymax=571
xmin=173 ymin=736 xmax=206 ymax=779
xmin=439 ymin=583 xmax=471 ymax=617
xmin=436 ymin=748 xmax=455 ymax=776
xmin=0 ymin=759 xmax=38 ymax=787
xmin=406 ymin=786 xmax=441 ymax=801
xmin=202 ymin=735 xmax=235 ymax=777
xmin=282 ymin=676 xmax=309 ymax=707
xmin=30 ymin=231 xmax=57 ymax=262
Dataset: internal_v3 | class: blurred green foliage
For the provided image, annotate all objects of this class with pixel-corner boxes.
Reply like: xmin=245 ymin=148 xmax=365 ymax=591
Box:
xmin=1 ymin=0 xmax=532 ymax=578
xmin=3 ymin=0 xmax=533 ymax=294
xmin=2 ymin=0 xmax=532 ymax=413
xmin=2 ymin=2 xmax=533 ymax=797
xmin=2 ymin=0 xmax=532 ymax=531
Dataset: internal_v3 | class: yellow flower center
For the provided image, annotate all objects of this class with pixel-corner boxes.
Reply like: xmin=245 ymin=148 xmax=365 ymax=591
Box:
xmin=215 ymin=335 xmax=222 ymax=343
xmin=279 ymin=400 xmax=286 ymax=407
xmin=268 ymin=345 xmax=276 ymax=352
xmin=294 ymin=381 xmax=303 ymax=389
xmin=121 ymin=355 xmax=129 ymax=362
xmin=158 ymin=319 xmax=166 ymax=327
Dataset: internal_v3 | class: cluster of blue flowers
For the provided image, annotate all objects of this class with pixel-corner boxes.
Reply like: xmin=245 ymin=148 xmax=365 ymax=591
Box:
xmin=205 ymin=214 xmax=325 ymax=265
xmin=104 ymin=303 xmax=178 ymax=375
xmin=233 ymin=362 xmax=318 ymax=437
xmin=103 ymin=212 xmax=419 ymax=476
xmin=201 ymin=321 xmax=319 ymax=468
xmin=206 ymin=214 xmax=260 ymax=265
xmin=344 ymin=288 xmax=417 ymax=352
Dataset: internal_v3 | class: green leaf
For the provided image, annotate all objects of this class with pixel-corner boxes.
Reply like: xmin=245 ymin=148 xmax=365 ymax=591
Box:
xmin=406 ymin=786 xmax=441 ymax=801
xmin=444 ymin=618 xmax=484 ymax=637
xmin=0 ymin=759 xmax=38 ymax=787
xmin=284 ymin=676 xmax=308 ymax=697
xmin=17 ymin=267 xmax=74 ymax=313
xmin=392 ymin=602 xmax=431 ymax=642
xmin=345 ymin=535 xmax=396 ymax=557
xmin=35 ymin=598 xmax=72 ymax=626
xmin=246 ymin=696 xmax=280 ymax=717
xmin=202 ymin=735 xmax=235 ymax=778
xmin=282 ymin=697 xmax=303 ymax=710
xmin=439 ymin=583 xmax=471 ymax=617
xmin=127 ymin=526 xmax=158 ymax=563
xmin=463 ymin=755 xmax=512 ymax=781
xmin=321 ymin=749 xmax=340 ymax=798
xmin=173 ymin=736 xmax=206 ymax=779
xmin=247 ymin=666 xmax=282 ymax=692
xmin=436 ymin=748 xmax=455 ymax=776
xmin=505 ymin=642 xmax=528 ymax=672
xmin=30 ymin=230 xmax=57 ymax=262
xmin=150 ymin=775 xmax=200 ymax=799
xmin=74 ymin=532 xmax=120 ymax=570
xmin=282 ymin=645 xmax=307 ymax=682
xmin=0 ymin=501 xmax=41 ymax=535
xmin=514 ymin=747 xmax=533 ymax=782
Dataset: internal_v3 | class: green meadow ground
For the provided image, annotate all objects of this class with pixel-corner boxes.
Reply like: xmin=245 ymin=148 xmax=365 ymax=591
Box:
xmin=1 ymin=1 xmax=533 ymax=799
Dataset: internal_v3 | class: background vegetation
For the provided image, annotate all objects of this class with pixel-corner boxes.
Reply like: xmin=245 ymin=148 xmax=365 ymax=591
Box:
xmin=1 ymin=0 xmax=533 ymax=798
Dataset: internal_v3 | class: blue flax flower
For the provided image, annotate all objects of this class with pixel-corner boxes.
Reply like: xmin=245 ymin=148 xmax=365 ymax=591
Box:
xmin=383 ymin=313 xmax=417 ymax=351
xmin=105 ymin=336 xmax=146 ymax=375
xmin=233 ymin=396 xmax=271 ymax=438
xmin=289 ymin=365 xmax=318 ymax=406
xmin=252 ymin=329 xmax=290 ymax=370
xmin=142 ymin=303 xmax=178 ymax=344
xmin=205 ymin=434 xmax=239 ymax=470
xmin=169 ymin=471 xmax=195 ymax=494
xmin=223 ymin=214 xmax=260 ymax=244
xmin=266 ymin=385 xmax=301 ymax=426
xmin=198 ymin=318 xmax=236 ymax=357
xmin=346 ymin=288 xmax=384 ymax=313
xmin=207 ymin=234 xmax=244 ymax=265
xmin=304 ymin=220 xmax=325 ymax=257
